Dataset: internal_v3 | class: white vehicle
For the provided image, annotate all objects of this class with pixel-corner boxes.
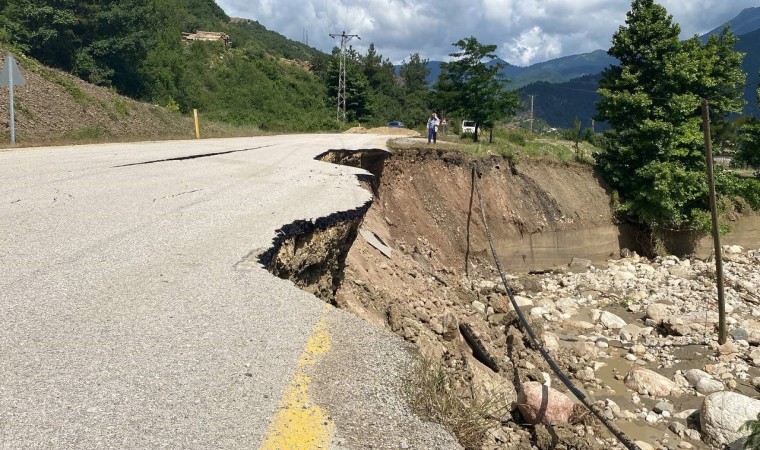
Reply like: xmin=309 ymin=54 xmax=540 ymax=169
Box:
xmin=461 ymin=120 xmax=477 ymax=134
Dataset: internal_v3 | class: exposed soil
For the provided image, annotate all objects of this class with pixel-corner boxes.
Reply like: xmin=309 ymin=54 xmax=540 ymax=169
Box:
xmin=324 ymin=145 xmax=760 ymax=450
xmin=0 ymin=51 xmax=216 ymax=147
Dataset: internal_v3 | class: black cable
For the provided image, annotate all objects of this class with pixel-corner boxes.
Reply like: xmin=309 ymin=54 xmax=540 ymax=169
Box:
xmin=470 ymin=165 xmax=642 ymax=450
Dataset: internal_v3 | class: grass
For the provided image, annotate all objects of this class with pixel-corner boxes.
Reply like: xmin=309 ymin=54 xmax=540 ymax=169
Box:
xmin=389 ymin=126 xmax=600 ymax=166
xmin=405 ymin=355 xmax=507 ymax=450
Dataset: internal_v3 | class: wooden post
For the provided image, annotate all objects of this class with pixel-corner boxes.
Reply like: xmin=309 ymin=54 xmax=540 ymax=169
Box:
xmin=193 ymin=109 xmax=201 ymax=139
xmin=701 ymin=99 xmax=726 ymax=345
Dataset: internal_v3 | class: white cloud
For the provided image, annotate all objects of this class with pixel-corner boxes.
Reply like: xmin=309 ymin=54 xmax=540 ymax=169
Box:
xmin=215 ymin=0 xmax=759 ymax=66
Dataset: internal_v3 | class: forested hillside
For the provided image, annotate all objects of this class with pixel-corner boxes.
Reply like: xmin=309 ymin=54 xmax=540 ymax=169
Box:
xmin=0 ymin=0 xmax=435 ymax=132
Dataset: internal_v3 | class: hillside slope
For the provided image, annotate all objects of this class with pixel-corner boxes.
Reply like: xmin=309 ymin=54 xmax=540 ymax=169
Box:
xmin=0 ymin=51 xmax=197 ymax=146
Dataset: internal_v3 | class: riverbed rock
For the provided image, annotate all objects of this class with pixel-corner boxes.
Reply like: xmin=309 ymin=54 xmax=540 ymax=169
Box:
xmin=517 ymin=381 xmax=575 ymax=425
xmin=685 ymin=369 xmax=713 ymax=387
xmin=624 ymin=367 xmax=679 ymax=397
xmin=600 ymin=311 xmax=626 ymax=330
xmin=646 ymin=303 xmax=672 ymax=324
xmin=696 ymin=378 xmax=725 ymax=395
xmin=701 ymin=391 xmax=760 ymax=449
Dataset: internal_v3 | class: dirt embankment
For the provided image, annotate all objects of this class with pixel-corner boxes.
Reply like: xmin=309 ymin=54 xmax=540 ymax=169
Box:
xmin=0 ymin=52 xmax=196 ymax=146
xmin=332 ymin=149 xmax=624 ymax=449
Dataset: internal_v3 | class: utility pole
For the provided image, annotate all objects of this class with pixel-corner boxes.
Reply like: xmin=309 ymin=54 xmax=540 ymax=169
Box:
xmin=701 ymin=99 xmax=726 ymax=345
xmin=329 ymin=31 xmax=360 ymax=122
xmin=529 ymin=95 xmax=535 ymax=133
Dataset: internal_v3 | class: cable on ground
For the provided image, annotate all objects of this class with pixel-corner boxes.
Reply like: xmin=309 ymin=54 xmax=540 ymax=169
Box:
xmin=469 ymin=165 xmax=642 ymax=450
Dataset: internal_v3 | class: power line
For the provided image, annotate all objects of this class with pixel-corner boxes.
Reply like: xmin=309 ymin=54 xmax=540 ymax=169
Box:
xmin=329 ymin=31 xmax=360 ymax=122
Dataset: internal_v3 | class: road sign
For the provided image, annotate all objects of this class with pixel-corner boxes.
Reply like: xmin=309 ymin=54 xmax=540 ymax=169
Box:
xmin=0 ymin=53 xmax=26 ymax=87
xmin=1 ymin=53 xmax=25 ymax=144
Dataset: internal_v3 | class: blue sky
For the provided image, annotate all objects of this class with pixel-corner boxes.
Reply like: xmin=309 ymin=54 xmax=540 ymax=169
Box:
xmin=215 ymin=1 xmax=759 ymax=66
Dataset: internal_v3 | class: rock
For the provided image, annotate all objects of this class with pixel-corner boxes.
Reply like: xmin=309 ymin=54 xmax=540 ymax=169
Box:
xmin=654 ymin=401 xmax=674 ymax=414
xmin=576 ymin=367 xmax=595 ymax=382
xmin=752 ymin=377 xmax=760 ymax=390
xmin=600 ymin=311 xmax=627 ymax=329
xmin=569 ymin=257 xmax=592 ymax=273
xmin=750 ymin=348 xmax=760 ymax=366
xmin=674 ymin=409 xmax=698 ymax=420
xmin=635 ymin=442 xmax=655 ymax=450
xmin=441 ymin=314 xmax=459 ymax=341
xmin=646 ymin=303 xmax=672 ymax=324
xmin=543 ymin=332 xmax=561 ymax=352
xmin=696 ymin=378 xmax=725 ymax=395
xmin=631 ymin=344 xmax=647 ymax=356
xmin=669 ymin=421 xmax=687 ymax=437
xmin=624 ymin=367 xmax=679 ymax=397
xmin=620 ymin=323 xmax=643 ymax=341
xmin=472 ymin=300 xmax=487 ymax=316
xmin=516 ymin=381 xmax=575 ymax=425
xmin=725 ymin=245 xmax=744 ymax=254
xmin=732 ymin=328 xmax=749 ymax=341
xmin=555 ymin=297 xmax=579 ymax=315
xmin=662 ymin=317 xmax=690 ymax=336
xmin=701 ymin=391 xmax=760 ymax=449
xmin=685 ymin=369 xmax=712 ymax=387
xmin=566 ymin=320 xmax=595 ymax=330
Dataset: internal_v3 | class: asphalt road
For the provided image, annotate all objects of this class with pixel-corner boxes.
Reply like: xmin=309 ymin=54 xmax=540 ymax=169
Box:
xmin=0 ymin=135 xmax=459 ymax=449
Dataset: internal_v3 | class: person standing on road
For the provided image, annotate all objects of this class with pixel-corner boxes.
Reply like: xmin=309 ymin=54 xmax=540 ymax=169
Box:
xmin=427 ymin=112 xmax=440 ymax=144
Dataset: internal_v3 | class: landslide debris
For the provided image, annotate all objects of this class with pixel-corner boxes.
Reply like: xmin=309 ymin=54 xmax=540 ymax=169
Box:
xmin=333 ymin=147 xmax=760 ymax=449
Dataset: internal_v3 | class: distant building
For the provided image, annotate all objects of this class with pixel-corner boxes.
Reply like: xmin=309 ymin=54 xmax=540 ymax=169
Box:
xmin=182 ymin=31 xmax=231 ymax=46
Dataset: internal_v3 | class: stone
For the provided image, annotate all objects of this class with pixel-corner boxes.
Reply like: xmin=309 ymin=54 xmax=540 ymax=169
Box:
xmin=517 ymin=381 xmax=575 ymax=425
xmin=669 ymin=421 xmax=687 ymax=437
xmin=732 ymin=328 xmax=749 ymax=341
xmin=566 ymin=320 xmax=595 ymax=330
xmin=543 ymin=332 xmax=560 ymax=352
xmin=569 ymin=257 xmax=592 ymax=273
xmin=600 ymin=311 xmax=627 ymax=330
xmin=472 ymin=300 xmax=487 ymax=316
xmin=685 ymin=369 xmax=712 ymax=387
xmin=646 ymin=303 xmax=672 ymax=324
xmin=620 ymin=323 xmax=643 ymax=341
xmin=576 ymin=367 xmax=595 ymax=382
xmin=654 ymin=401 xmax=674 ymax=414
xmin=696 ymin=378 xmax=725 ymax=395
xmin=441 ymin=314 xmax=459 ymax=341
xmin=624 ymin=367 xmax=679 ymax=398
xmin=750 ymin=348 xmax=760 ymax=366
xmin=701 ymin=391 xmax=760 ymax=449
xmin=634 ymin=442 xmax=655 ymax=450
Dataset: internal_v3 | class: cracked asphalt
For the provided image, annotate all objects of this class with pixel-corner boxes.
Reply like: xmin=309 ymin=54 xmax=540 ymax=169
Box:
xmin=0 ymin=135 xmax=458 ymax=449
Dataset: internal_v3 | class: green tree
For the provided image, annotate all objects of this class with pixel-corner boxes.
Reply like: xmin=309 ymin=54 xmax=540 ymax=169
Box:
xmin=736 ymin=118 xmax=760 ymax=168
xmin=3 ymin=0 xmax=78 ymax=69
xmin=327 ymin=47 xmax=371 ymax=123
xmin=595 ymin=0 xmax=746 ymax=232
xmin=433 ymin=36 xmax=519 ymax=142
xmin=399 ymin=53 xmax=430 ymax=127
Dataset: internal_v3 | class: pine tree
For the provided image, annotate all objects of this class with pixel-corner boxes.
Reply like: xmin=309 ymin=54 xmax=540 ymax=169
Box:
xmin=595 ymin=0 xmax=746 ymax=231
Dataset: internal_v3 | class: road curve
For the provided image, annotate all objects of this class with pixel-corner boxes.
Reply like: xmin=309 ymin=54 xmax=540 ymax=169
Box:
xmin=0 ymin=135 xmax=459 ymax=449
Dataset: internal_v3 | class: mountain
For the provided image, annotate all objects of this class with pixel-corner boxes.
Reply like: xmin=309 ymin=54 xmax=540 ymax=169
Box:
xmin=519 ymin=8 xmax=760 ymax=129
xmin=703 ymin=7 xmax=760 ymax=40
xmin=499 ymin=50 xmax=616 ymax=88
xmin=519 ymin=74 xmax=605 ymax=130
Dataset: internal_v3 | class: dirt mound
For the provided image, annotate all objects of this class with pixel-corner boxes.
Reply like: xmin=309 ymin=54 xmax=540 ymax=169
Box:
xmin=344 ymin=126 xmax=368 ymax=134
xmin=366 ymin=126 xmax=421 ymax=136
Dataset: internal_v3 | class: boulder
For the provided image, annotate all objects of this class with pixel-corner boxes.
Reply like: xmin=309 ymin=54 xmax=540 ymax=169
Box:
xmin=646 ymin=303 xmax=672 ymax=324
xmin=696 ymin=378 xmax=725 ymax=396
xmin=517 ymin=381 xmax=575 ymax=425
xmin=600 ymin=311 xmax=627 ymax=330
xmin=701 ymin=391 xmax=760 ymax=449
xmin=624 ymin=367 xmax=679 ymax=397
xmin=620 ymin=323 xmax=643 ymax=341
xmin=685 ymin=369 xmax=713 ymax=387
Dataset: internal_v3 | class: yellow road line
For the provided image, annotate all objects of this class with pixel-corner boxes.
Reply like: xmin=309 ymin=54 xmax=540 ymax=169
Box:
xmin=260 ymin=315 xmax=334 ymax=450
